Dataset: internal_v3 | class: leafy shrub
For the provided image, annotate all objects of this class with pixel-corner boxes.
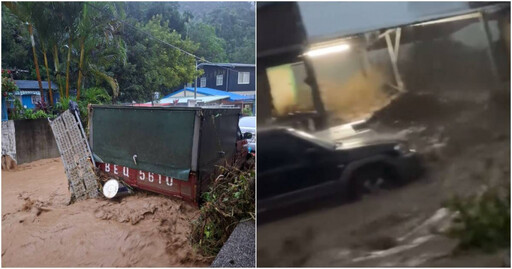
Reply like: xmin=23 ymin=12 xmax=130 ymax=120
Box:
xmin=14 ymin=108 xmax=55 ymax=120
xmin=54 ymin=88 xmax=110 ymax=124
xmin=11 ymin=98 xmax=24 ymax=120
xmin=444 ymin=183 xmax=510 ymax=252
xmin=35 ymin=100 xmax=49 ymax=113
xmin=191 ymin=166 xmax=255 ymax=255
xmin=1 ymin=69 xmax=18 ymax=94
xmin=81 ymin=87 xmax=111 ymax=105
xmin=242 ymin=106 xmax=253 ymax=116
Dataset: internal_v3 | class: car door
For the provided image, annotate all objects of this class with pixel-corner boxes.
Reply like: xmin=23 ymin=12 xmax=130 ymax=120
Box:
xmin=257 ymin=131 xmax=314 ymax=208
xmin=258 ymin=131 xmax=333 ymax=211
xmin=267 ymin=137 xmax=346 ymax=210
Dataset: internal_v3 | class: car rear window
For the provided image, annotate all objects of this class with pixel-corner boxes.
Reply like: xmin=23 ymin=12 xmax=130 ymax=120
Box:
xmin=239 ymin=117 xmax=256 ymax=128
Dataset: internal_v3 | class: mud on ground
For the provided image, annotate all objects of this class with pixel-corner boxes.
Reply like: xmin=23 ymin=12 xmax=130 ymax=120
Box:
xmin=1 ymin=158 xmax=211 ymax=267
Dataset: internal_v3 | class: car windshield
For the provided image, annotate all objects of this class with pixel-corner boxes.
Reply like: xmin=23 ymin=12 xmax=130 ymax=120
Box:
xmin=288 ymin=129 xmax=336 ymax=150
xmin=239 ymin=117 xmax=256 ymax=128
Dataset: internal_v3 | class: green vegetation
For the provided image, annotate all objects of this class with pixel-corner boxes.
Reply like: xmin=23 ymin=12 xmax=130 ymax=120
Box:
xmin=444 ymin=183 xmax=510 ymax=252
xmin=2 ymin=69 xmax=17 ymax=93
xmin=191 ymin=165 xmax=255 ymax=255
xmin=242 ymin=106 xmax=253 ymax=116
xmin=54 ymin=87 xmax=112 ymax=124
xmin=15 ymin=108 xmax=55 ymax=120
xmin=2 ymin=2 xmax=255 ymax=104
xmin=10 ymin=98 xmax=56 ymax=120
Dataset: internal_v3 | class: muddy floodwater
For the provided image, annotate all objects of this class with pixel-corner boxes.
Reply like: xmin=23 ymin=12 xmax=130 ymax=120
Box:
xmin=1 ymin=158 xmax=211 ymax=267
xmin=257 ymin=89 xmax=510 ymax=267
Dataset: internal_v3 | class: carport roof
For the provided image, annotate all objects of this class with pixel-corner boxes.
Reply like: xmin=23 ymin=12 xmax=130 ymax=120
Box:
xmin=165 ymin=87 xmax=254 ymax=102
xmin=15 ymin=80 xmax=56 ymax=90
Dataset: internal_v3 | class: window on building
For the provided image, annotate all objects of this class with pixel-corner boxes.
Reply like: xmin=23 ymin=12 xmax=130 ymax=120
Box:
xmin=237 ymin=72 xmax=250 ymax=84
xmin=200 ymin=77 xmax=206 ymax=87
xmin=186 ymin=82 xmax=192 ymax=88
xmin=266 ymin=62 xmax=314 ymax=117
xmin=216 ymin=75 xmax=223 ymax=86
xmin=31 ymin=95 xmax=41 ymax=104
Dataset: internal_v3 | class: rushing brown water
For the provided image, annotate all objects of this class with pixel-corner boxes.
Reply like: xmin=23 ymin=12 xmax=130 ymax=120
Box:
xmin=1 ymin=158 xmax=211 ymax=267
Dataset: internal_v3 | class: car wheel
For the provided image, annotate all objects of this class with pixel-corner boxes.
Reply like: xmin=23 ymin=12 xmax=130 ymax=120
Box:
xmin=349 ymin=165 xmax=397 ymax=200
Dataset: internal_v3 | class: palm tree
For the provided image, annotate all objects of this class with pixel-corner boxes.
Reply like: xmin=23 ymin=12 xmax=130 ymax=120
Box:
xmin=76 ymin=2 xmax=94 ymax=100
xmin=3 ymin=2 xmax=45 ymax=100
xmin=51 ymin=2 xmax=81 ymax=98
xmin=46 ymin=2 xmax=66 ymax=100
xmin=78 ymin=2 xmax=127 ymax=101
xmin=30 ymin=2 xmax=56 ymax=105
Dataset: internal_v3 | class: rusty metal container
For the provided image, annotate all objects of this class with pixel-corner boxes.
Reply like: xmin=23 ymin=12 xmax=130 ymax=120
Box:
xmin=89 ymin=105 xmax=240 ymax=204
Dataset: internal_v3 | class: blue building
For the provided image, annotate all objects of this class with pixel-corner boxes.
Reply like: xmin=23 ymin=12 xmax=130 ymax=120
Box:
xmin=2 ymin=96 xmax=8 ymax=121
xmin=2 ymin=80 xmax=60 ymax=121
xmin=183 ymin=63 xmax=255 ymax=96
xmin=163 ymin=87 xmax=255 ymax=114
xmin=14 ymin=80 xmax=60 ymax=109
xmin=166 ymin=87 xmax=252 ymax=101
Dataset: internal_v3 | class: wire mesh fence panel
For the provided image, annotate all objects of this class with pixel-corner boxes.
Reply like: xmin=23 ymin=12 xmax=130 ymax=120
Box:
xmin=49 ymin=110 xmax=99 ymax=201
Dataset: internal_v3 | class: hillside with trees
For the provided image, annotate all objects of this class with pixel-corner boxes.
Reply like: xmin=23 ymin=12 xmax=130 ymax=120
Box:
xmin=1 ymin=1 xmax=255 ymax=104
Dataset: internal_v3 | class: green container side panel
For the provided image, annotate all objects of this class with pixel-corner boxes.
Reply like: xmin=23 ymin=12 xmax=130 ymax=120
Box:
xmin=197 ymin=109 xmax=240 ymax=193
xmin=91 ymin=107 xmax=196 ymax=180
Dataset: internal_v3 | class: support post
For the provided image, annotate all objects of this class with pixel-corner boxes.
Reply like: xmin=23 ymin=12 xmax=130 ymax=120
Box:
xmin=303 ymin=57 xmax=327 ymax=130
xmin=385 ymin=28 xmax=405 ymax=92
xmin=479 ymin=11 xmax=501 ymax=85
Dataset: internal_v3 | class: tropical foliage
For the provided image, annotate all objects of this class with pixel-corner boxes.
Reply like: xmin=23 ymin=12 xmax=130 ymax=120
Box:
xmin=444 ymin=182 xmax=510 ymax=252
xmin=191 ymin=165 xmax=255 ymax=255
xmin=1 ymin=2 xmax=255 ymax=104
xmin=2 ymin=69 xmax=18 ymax=94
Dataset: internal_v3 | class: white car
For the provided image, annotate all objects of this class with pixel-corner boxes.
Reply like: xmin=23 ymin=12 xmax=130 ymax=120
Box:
xmin=239 ymin=116 xmax=256 ymax=153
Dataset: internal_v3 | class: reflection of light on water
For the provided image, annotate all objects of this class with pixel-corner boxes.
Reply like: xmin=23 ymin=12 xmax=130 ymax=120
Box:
xmin=347 ymin=208 xmax=456 ymax=265
xmin=351 ymin=235 xmax=434 ymax=263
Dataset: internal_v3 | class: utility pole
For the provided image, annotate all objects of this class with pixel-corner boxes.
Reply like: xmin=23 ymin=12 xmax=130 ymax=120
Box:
xmin=194 ymin=59 xmax=198 ymax=100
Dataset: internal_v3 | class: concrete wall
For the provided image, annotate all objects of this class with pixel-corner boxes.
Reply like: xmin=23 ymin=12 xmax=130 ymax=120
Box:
xmin=211 ymin=221 xmax=255 ymax=267
xmin=14 ymin=119 xmax=59 ymax=165
xmin=2 ymin=120 xmax=16 ymax=161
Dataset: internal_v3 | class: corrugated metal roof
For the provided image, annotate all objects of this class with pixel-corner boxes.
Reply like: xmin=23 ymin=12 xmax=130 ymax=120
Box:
xmin=199 ymin=63 xmax=255 ymax=68
xmin=144 ymin=95 xmax=230 ymax=105
xmin=298 ymin=2 xmax=501 ymax=42
xmin=14 ymin=90 xmax=40 ymax=96
xmin=14 ymin=80 xmax=56 ymax=90
xmin=165 ymin=87 xmax=254 ymax=101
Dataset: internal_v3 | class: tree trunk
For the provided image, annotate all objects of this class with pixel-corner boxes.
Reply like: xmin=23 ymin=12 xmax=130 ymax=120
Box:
xmin=42 ymin=50 xmax=53 ymax=105
xmin=77 ymin=37 xmax=85 ymax=101
xmin=28 ymin=23 xmax=44 ymax=102
xmin=65 ymin=35 xmax=72 ymax=98
xmin=53 ymin=44 xmax=64 ymax=98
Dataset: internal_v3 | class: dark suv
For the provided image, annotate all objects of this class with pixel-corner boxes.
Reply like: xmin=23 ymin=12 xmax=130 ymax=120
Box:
xmin=257 ymin=127 xmax=422 ymax=217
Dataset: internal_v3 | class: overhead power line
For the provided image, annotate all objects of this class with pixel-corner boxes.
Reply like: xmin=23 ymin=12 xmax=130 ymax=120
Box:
xmin=85 ymin=3 xmax=249 ymax=74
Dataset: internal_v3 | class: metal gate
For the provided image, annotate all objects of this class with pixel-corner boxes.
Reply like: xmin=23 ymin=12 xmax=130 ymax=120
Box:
xmin=49 ymin=110 xmax=99 ymax=201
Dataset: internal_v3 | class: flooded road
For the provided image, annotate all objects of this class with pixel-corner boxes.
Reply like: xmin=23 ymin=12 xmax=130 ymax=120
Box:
xmin=257 ymin=140 xmax=508 ymax=267
xmin=2 ymin=158 xmax=211 ymax=267
xmin=257 ymin=89 xmax=510 ymax=267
